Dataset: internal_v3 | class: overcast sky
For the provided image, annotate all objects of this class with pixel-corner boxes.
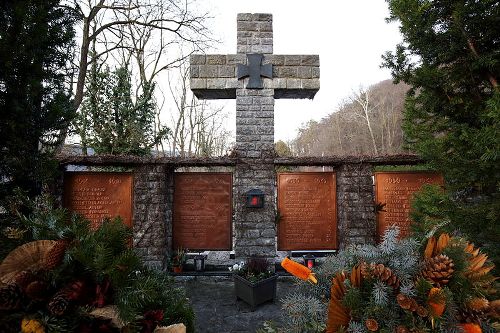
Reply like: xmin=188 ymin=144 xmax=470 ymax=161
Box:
xmin=198 ymin=0 xmax=403 ymax=142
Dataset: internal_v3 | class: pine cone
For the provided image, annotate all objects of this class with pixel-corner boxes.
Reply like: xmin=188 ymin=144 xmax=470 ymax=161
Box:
xmin=0 ymin=284 xmax=22 ymax=310
xmin=44 ymin=239 xmax=70 ymax=270
xmin=25 ymin=280 xmax=48 ymax=301
xmin=362 ymin=263 xmax=400 ymax=289
xmin=417 ymin=305 xmax=428 ymax=317
xmin=397 ymin=293 xmax=412 ymax=310
xmin=396 ymin=325 xmax=409 ymax=333
xmin=421 ymin=254 xmax=454 ymax=287
xmin=365 ymin=318 xmax=379 ymax=331
xmin=48 ymin=291 xmax=69 ymax=316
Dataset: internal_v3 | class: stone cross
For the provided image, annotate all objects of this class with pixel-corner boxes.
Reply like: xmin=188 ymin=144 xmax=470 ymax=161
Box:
xmin=190 ymin=13 xmax=320 ymax=258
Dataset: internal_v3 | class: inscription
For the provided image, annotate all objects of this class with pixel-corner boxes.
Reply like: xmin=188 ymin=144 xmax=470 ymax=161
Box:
xmin=278 ymin=173 xmax=337 ymax=250
xmin=375 ymin=172 xmax=444 ymax=239
xmin=173 ymin=173 xmax=232 ymax=250
xmin=63 ymin=173 xmax=133 ymax=229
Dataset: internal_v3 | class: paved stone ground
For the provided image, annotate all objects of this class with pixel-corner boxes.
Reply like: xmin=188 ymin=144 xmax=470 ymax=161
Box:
xmin=175 ymin=276 xmax=298 ymax=333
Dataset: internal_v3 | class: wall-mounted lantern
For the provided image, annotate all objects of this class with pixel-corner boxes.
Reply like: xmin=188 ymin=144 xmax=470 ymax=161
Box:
xmin=246 ymin=189 xmax=264 ymax=208
xmin=303 ymin=254 xmax=316 ymax=269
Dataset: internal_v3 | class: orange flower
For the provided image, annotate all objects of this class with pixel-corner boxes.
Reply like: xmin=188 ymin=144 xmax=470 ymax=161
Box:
xmin=458 ymin=323 xmax=482 ymax=333
xmin=428 ymin=287 xmax=445 ymax=317
xmin=280 ymin=257 xmax=317 ymax=283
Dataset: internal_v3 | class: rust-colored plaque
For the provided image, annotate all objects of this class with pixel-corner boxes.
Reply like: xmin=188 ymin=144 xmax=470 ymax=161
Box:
xmin=63 ymin=172 xmax=133 ymax=229
xmin=173 ymin=173 xmax=232 ymax=250
xmin=375 ymin=172 xmax=444 ymax=239
xmin=278 ymin=173 xmax=337 ymax=250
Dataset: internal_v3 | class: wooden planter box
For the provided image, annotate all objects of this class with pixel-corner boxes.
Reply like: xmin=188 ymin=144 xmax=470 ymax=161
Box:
xmin=234 ymin=274 xmax=277 ymax=311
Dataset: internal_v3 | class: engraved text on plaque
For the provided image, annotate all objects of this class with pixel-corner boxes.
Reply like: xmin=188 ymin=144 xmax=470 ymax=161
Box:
xmin=375 ymin=172 xmax=444 ymax=239
xmin=64 ymin=172 xmax=133 ymax=229
xmin=278 ymin=173 xmax=337 ymax=250
xmin=173 ymin=173 xmax=232 ymax=250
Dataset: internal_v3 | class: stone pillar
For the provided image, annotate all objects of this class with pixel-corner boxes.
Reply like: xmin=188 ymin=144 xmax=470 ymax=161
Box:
xmin=234 ymin=14 xmax=276 ymax=258
xmin=337 ymin=164 xmax=376 ymax=248
xmin=133 ymin=165 xmax=172 ymax=268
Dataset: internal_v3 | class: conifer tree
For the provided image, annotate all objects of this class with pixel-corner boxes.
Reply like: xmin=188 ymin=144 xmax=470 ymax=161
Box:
xmin=78 ymin=62 xmax=168 ymax=155
xmin=383 ymin=0 xmax=500 ymax=264
xmin=0 ymin=0 xmax=77 ymax=198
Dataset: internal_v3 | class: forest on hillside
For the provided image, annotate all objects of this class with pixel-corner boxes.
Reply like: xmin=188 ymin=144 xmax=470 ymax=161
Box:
xmin=290 ymin=80 xmax=410 ymax=156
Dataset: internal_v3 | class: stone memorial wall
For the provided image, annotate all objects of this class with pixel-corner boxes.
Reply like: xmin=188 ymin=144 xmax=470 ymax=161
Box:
xmin=58 ymin=12 xmax=436 ymax=269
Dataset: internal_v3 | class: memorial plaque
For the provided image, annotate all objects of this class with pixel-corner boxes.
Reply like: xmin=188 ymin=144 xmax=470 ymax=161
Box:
xmin=375 ymin=172 xmax=444 ymax=239
xmin=64 ymin=173 xmax=133 ymax=229
xmin=173 ymin=173 xmax=232 ymax=250
xmin=278 ymin=173 xmax=337 ymax=250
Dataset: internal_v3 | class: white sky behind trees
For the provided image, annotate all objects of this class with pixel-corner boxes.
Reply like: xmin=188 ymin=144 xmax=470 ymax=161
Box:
xmin=198 ymin=0 xmax=403 ymax=142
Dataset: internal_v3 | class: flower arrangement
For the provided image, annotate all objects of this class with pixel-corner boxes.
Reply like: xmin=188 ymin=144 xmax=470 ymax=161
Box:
xmin=280 ymin=227 xmax=499 ymax=333
xmin=171 ymin=247 xmax=187 ymax=270
xmin=0 ymin=194 xmax=194 ymax=333
xmin=230 ymin=257 xmax=275 ymax=283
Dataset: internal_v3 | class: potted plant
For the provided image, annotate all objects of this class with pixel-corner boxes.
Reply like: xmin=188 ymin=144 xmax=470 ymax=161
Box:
xmin=230 ymin=256 xmax=277 ymax=310
xmin=171 ymin=247 xmax=186 ymax=273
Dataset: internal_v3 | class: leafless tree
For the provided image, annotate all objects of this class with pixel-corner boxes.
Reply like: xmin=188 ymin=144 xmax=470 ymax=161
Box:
xmin=166 ymin=60 xmax=231 ymax=157
xmin=293 ymin=80 xmax=408 ymax=156
xmin=350 ymin=86 xmax=379 ymax=155
xmin=71 ymin=0 xmax=212 ymax=111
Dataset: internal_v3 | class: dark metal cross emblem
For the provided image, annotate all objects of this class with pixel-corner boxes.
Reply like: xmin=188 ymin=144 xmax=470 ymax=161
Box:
xmin=237 ymin=54 xmax=272 ymax=89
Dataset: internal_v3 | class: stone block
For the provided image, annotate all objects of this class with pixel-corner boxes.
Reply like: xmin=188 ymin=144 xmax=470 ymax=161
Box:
xmin=218 ymin=65 xmax=236 ymax=78
xmin=227 ymin=54 xmax=246 ymax=64
xmin=261 ymin=229 xmax=276 ymax=238
xmin=190 ymin=65 xmax=199 ymax=78
xmin=286 ymin=79 xmax=302 ymax=89
xmin=302 ymin=79 xmax=320 ymax=90
xmin=199 ymin=65 xmax=218 ymax=78
xmin=297 ymin=66 xmax=312 ymax=79
xmin=237 ymin=37 xmax=248 ymax=45
xmin=237 ymin=21 xmax=258 ymax=32
xmin=277 ymin=66 xmax=298 ymax=78
xmin=237 ymin=96 xmax=253 ymax=105
xmin=206 ymin=54 xmax=226 ymax=65
xmin=225 ymin=79 xmax=242 ymax=89
xmin=256 ymin=126 xmax=273 ymax=135
xmin=252 ymin=44 xmax=273 ymax=54
xmin=301 ymin=55 xmax=320 ymax=66
xmin=190 ymin=79 xmax=206 ymax=89
xmin=257 ymin=22 xmax=272 ymax=32
xmin=237 ymin=31 xmax=253 ymax=38
xmin=237 ymin=45 xmax=250 ymax=54
xmin=266 ymin=55 xmax=284 ymax=65
xmin=262 ymin=38 xmax=273 ymax=45
xmin=207 ymin=78 xmax=227 ymax=89
xmin=237 ymin=13 xmax=253 ymax=21
xmin=254 ymin=13 xmax=272 ymax=21
xmin=284 ymin=55 xmax=301 ymax=66
xmin=190 ymin=54 xmax=206 ymax=65
xmin=312 ymin=67 xmax=320 ymax=78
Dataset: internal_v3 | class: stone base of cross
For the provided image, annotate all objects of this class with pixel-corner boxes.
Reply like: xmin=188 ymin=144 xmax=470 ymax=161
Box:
xmin=190 ymin=13 xmax=320 ymax=259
